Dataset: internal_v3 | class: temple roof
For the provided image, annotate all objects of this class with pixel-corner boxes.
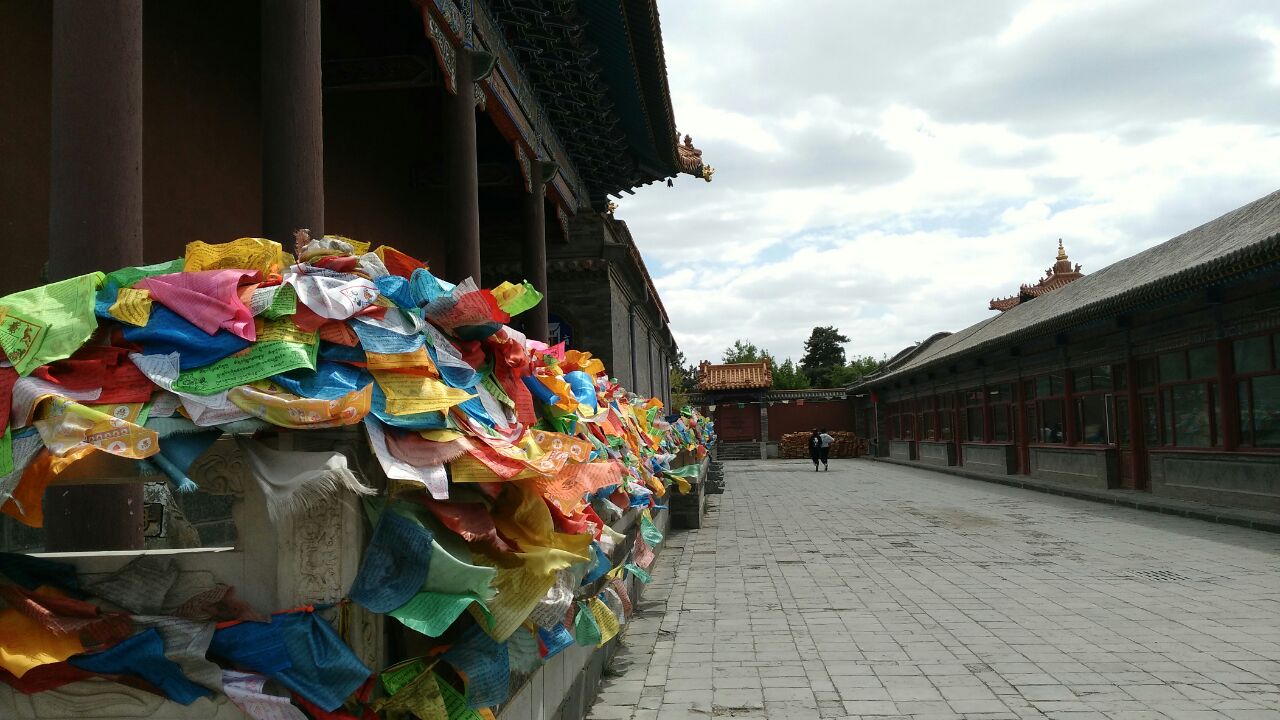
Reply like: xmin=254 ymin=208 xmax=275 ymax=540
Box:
xmin=492 ymin=0 xmax=711 ymax=208
xmin=857 ymin=188 xmax=1280 ymax=388
xmin=605 ymin=216 xmax=671 ymax=326
xmin=677 ymin=135 xmax=714 ymax=182
xmin=697 ymin=361 xmax=773 ymax=391
xmin=990 ymin=239 xmax=1085 ymax=312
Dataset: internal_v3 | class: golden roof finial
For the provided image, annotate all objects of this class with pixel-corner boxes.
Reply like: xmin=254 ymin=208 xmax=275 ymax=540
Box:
xmin=1056 ymin=238 xmax=1067 ymax=262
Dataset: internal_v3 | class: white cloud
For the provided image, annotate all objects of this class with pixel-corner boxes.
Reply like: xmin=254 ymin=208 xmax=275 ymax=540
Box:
xmin=613 ymin=1 xmax=1280 ymax=368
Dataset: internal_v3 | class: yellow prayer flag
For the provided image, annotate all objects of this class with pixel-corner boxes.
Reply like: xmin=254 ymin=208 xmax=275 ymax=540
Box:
xmin=421 ymin=429 xmax=465 ymax=442
xmin=0 ymin=606 xmax=85 ymax=678
xmin=373 ymin=370 xmax=472 ymax=415
xmin=470 ymin=560 xmax=558 ymax=642
xmin=449 ymin=454 xmax=504 ymax=484
xmin=588 ymin=597 xmax=620 ymax=646
xmin=107 ymin=287 xmax=152 ymax=327
xmin=184 ymin=237 xmax=285 ymax=274
xmin=367 ymin=347 xmax=439 ymax=374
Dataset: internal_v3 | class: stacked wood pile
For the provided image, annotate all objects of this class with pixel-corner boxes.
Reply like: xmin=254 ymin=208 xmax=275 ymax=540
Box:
xmin=780 ymin=431 xmax=866 ymax=459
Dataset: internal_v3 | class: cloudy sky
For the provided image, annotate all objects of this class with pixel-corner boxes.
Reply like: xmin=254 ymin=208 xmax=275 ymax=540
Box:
xmin=615 ymin=0 xmax=1280 ymax=369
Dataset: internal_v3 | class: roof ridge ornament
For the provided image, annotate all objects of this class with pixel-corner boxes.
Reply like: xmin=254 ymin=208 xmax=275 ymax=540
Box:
xmin=989 ymin=239 xmax=1087 ymax=312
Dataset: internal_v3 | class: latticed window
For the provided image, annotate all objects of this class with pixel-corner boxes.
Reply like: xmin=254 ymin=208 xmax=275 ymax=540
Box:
xmin=964 ymin=389 xmax=984 ymax=442
xmin=1034 ymin=372 xmax=1066 ymax=443
xmin=1157 ymin=345 xmax=1219 ymax=448
xmin=987 ymin=384 xmax=1013 ymax=442
xmin=1072 ymin=365 xmax=1116 ymax=445
xmin=1234 ymin=333 xmax=1280 ymax=449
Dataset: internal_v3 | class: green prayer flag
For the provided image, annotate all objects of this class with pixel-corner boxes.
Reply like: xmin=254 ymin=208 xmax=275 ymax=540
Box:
xmin=391 ymin=591 xmax=491 ymax=637
xmin=262 ymin=283 xmax=297 ymax=319
xmin=381 ymin=659 xmax=429 ymax=696
xmin=624 ymin=563 xmax=651 ymax=584
xmin=171 ymin=340 xmax=317 ymax=395
xmin=0 ymin=428 xmax=12 ymax=477
xmin=480 ymin=372 xmax=514 ymax=409
xmin=376 ymin=661 xmax=449 ymax=720
xmin=573 ymin=601 xmax=601 ymax=646
xmin=105 ymin=258 xmax=184 ymax=289
xmin=665 ymin=464 xmax=701 ymax=479
xmin=495 ymin=281 xmax=543 ymax=316
xmin=438 ymin=675 xmax=484 ymax=720
xmin=640 ymin=513 xmax=663 ymax=547
xmin=0 ymin=272 xmax=104 ymax=375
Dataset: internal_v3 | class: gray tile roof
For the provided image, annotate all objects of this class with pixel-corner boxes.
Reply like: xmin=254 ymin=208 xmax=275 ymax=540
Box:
xmin=860 ymin=189 xmax=1280 ymax=386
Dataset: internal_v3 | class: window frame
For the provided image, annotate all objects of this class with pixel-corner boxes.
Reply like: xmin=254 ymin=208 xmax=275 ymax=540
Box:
xmin=963 ymin=388 xmax=986 ymax=443
xmin=1152 ymin=344 xmax=1221 ymax=449
xmin=1071 ymin=364 xmax=1117 ymax=447
xmin=1031 ymin=371 xmax=1067 ymax=445
xmin=987 ymin=383 xmax=1014 ymax=443
xmin=1233 ymin=331 xmax=1280 ymax=452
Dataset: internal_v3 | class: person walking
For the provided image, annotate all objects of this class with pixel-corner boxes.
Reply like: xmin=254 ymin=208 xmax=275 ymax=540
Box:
xmin=818 ymin=428 xmax=835 ymax=471
xmin=808 ymin=429 xmax=822 ymax=472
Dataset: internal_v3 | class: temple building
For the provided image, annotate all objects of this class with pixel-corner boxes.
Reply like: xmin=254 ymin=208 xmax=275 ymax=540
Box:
xmin=0 ymin=0 xmax=712 ymax=511
xmin=0 ymin=2 xmax=713 ymax=717
xmin=0 ymin=0 xmax=709 ymax=407
xmin=690 ymin=362 xmax=858 ymax=459
xmin=989 ymin=240 xmax=1085 ymax=312
xmin=2 ymin=0 xmax=709 ymax=549
xmin=851 ymin=191 xmax=1280 ymax=515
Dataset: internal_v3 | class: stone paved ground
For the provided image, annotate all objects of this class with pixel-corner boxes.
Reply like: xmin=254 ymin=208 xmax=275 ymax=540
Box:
xmin=586 ymin=459 xmax=1280 ymax=720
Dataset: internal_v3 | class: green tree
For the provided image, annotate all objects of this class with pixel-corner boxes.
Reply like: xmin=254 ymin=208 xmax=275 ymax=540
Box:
xmin=825 ymin=354 xmax=886 ymax=388
xmin=670 ymin=367 xmax=691 ymax=409
xmin=800 ymin=326 xmax=851 ymax=386
xmin=772 ymin=358 xmax=811 ymax=389
xmin=722 ymin=339 xmax=762 ymax=364
xmin=671 ymin=348 xmax=699 ymax=392
xmin=848 ymin=354 xmax=884 ymax=379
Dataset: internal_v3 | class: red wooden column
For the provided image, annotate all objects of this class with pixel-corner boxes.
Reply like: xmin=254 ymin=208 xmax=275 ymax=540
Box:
xmin=521 ymin=158 xmax=549 ymax=342
xmin=442 ymin=48 xmax=481 ymax=283
xmin=1216 ymin=338 xmax=1238 ymax=450
xmin=261 ymin=0 xmax=324 ymax=242
xmin=1125 ymin=354 xmax=1144 ymax=488
xmin=43 ymin=0 xmax=145 ymax=551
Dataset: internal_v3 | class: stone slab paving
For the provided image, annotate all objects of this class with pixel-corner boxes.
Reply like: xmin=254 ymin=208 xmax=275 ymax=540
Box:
xmin=586 ymin=459 xmax=1280 ymax=720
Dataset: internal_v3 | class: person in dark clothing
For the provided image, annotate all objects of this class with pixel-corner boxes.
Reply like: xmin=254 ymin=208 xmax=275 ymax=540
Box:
xmin=808 ymin=429 xmax=822 ymax=472
xmin=817 ymin=428 xmax=834 ymax=470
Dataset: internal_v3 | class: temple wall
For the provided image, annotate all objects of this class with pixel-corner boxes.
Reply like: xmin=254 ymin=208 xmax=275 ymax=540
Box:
xmin=1150 ymin=451 xmax=1280 ymax=514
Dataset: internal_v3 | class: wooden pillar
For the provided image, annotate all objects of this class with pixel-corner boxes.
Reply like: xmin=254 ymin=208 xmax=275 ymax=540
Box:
xmin=1216 ymin=337 xmax=1237 ymax=450
xmin=261 ymin=0 xmax=324 ymax=242
xmin=521 ymin=158 xmax=549 ymax=342
xmin=1125 ymin=352 xmax=1144 ymax=489
xmin=44 ymin=0 xmax=145 ymax=551
xmin=442 ymin=49 xmax=481 ymax=283
xmin=758 ymin=391 xmax=769 ymax=459
xmin=48 ymin=0 xmax=143 ymax=278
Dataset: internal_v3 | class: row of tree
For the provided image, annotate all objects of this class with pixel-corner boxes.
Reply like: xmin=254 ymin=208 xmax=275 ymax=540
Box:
xmin=668 ymin=327 xmax=884 ymax=405
xmin=720 ymin=326 xmax=882 ymax=388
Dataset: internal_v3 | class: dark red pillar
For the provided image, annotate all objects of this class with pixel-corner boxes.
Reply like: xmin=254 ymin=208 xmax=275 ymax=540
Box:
xmin=442 ymin=48 xmax=481 ymax=283
xmin=48 ymin=0 xmax=143 ymax=278
xmin=43 ymin=0 xmax=145 ymax=551
xmin=261 ymin=0 xmax=324 ymax=242
xmin=521 ymin=158 xmax=549 ymax=343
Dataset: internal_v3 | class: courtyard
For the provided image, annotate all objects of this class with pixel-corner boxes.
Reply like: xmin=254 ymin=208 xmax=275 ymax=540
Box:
xmin=588 ymin=459 xmax=1280 ymax=720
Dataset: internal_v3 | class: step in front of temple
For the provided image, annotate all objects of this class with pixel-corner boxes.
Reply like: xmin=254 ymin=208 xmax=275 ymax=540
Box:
xmin=717 ymin=441 xmax=763 ymax=460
